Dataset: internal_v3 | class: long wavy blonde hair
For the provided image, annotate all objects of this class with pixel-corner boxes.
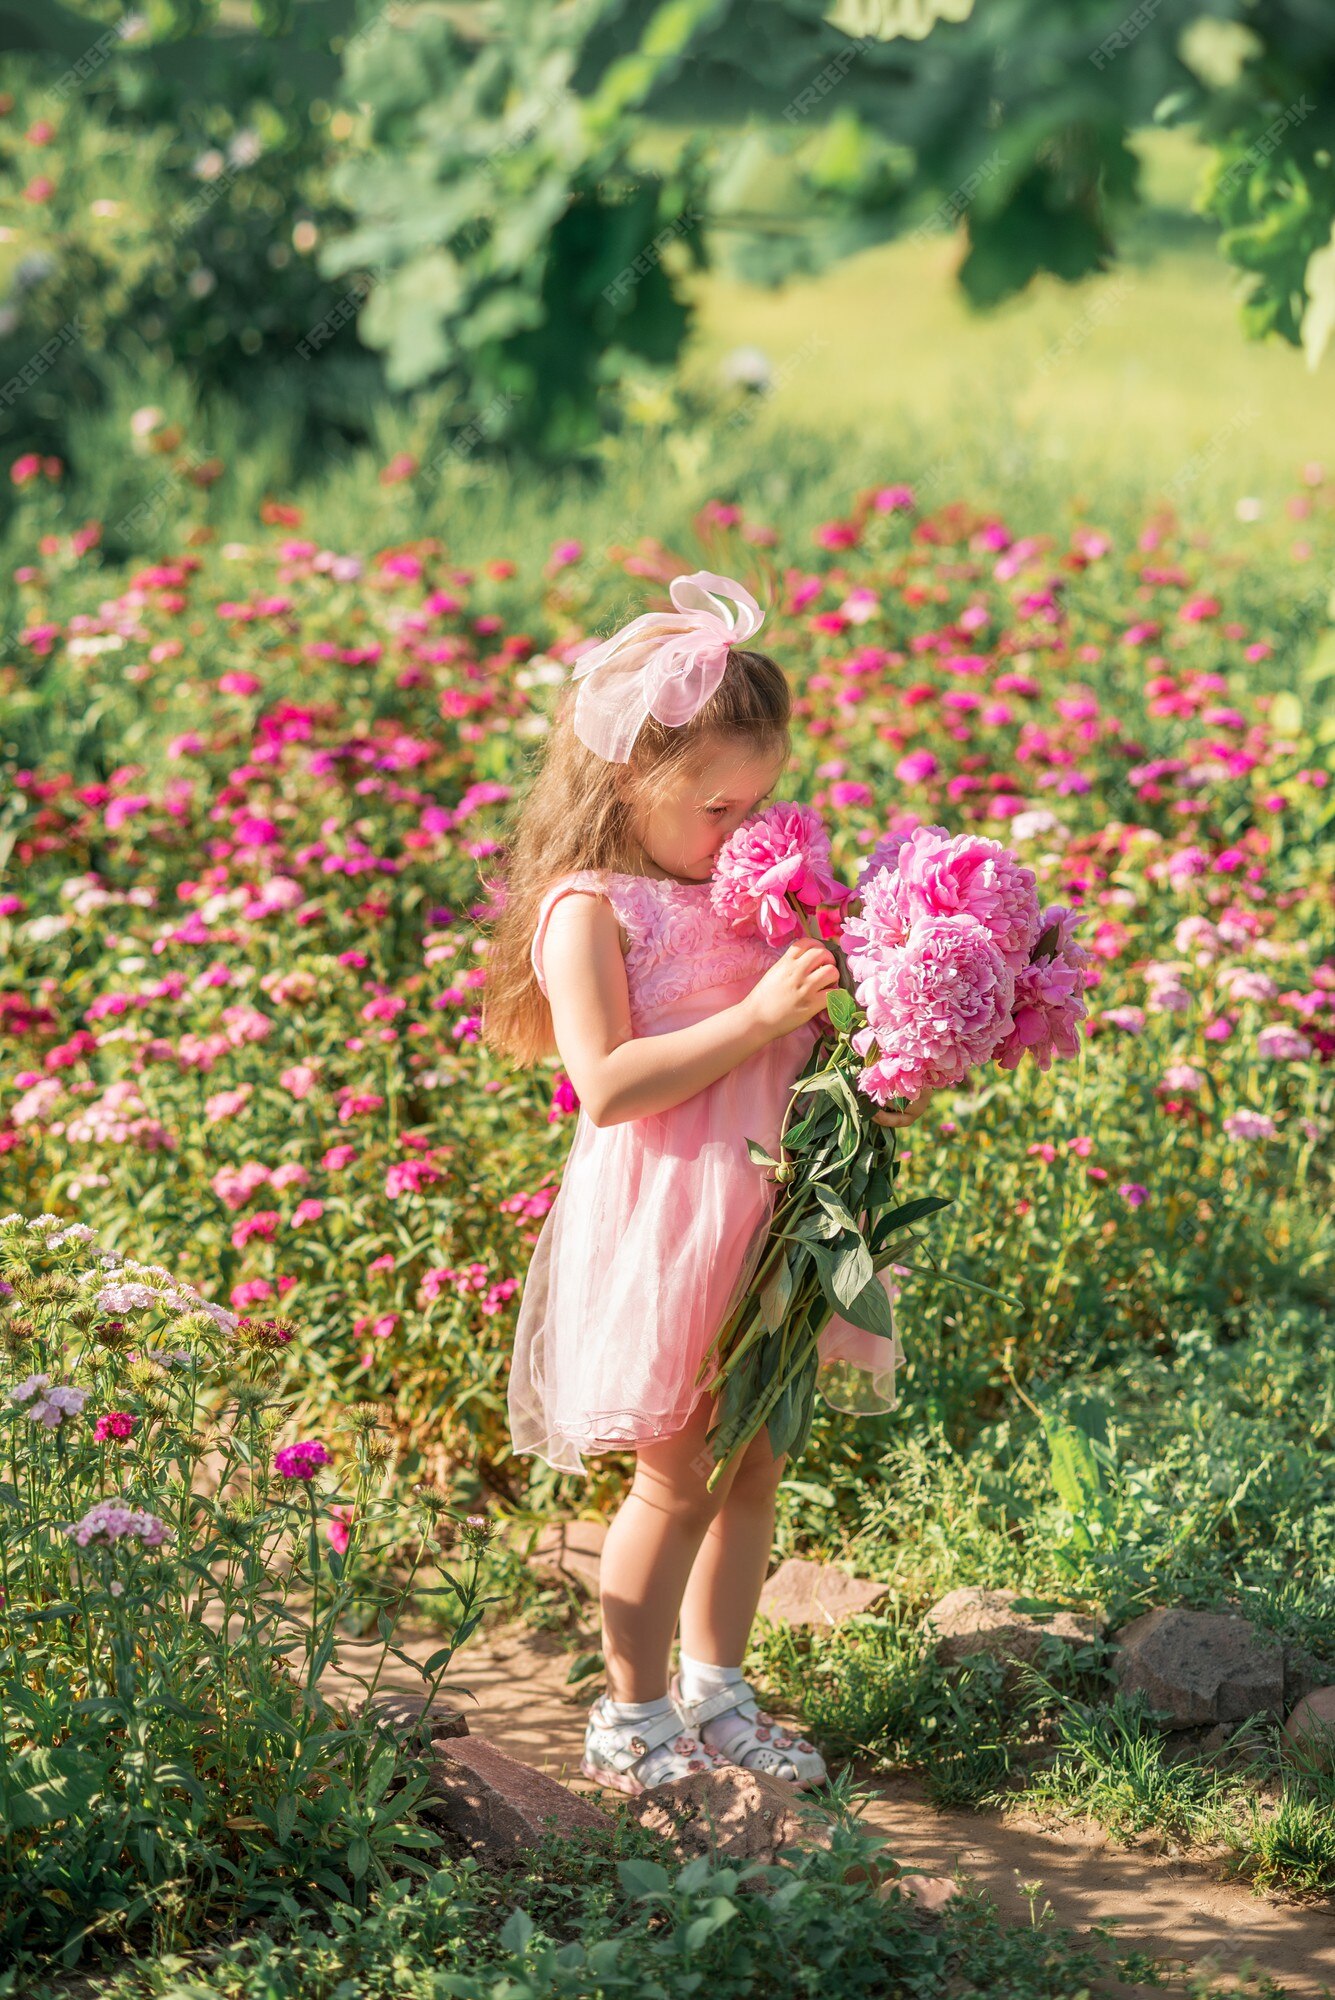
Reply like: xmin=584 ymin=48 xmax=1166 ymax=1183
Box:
xmin=480 ymin=647 xmax=791 ymax=1068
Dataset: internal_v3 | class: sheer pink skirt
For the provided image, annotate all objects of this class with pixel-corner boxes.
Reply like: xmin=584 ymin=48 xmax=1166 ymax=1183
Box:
xmin=506 ymin=979 xmax=903 ymax=1476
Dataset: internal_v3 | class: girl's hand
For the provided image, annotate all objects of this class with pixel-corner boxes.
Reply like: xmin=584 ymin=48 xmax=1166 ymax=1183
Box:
xmin=745 ymin=938 xmax=841 ymax=1039
xmin=872 ymin=1087 xmax=937 ymax=1129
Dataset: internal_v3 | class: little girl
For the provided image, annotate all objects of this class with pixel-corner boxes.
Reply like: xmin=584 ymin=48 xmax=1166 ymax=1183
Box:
xmin=481 ymin=571 xmax=931 ymax=1797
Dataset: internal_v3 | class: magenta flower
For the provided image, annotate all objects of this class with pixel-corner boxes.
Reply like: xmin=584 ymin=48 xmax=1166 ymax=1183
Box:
xmin=993 ymin=906 xmax=1092 ymax=1072
xmin=711 ymin=802 xmax=849 ymax=945
xmin=273 ymin=1439 xmax=332 ymax=1481
xmin=852 ymin=915 xmax=1016 ymax=1103
xmin=94 ymin=1410 xmax=137 ymax=1442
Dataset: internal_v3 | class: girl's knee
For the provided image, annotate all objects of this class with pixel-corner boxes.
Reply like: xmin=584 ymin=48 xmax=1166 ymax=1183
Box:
xmin=729 ymin=1438 xmax=788 ymax=1496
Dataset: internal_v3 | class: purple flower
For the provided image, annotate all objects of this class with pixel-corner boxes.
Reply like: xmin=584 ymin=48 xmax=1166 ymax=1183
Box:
xmin=273 ymin=1439 xmax=332 ymax=1481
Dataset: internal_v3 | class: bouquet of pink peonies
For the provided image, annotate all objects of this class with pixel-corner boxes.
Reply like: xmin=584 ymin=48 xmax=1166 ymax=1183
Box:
xmin=694 ymin=802 xmax=1093 ymax=1486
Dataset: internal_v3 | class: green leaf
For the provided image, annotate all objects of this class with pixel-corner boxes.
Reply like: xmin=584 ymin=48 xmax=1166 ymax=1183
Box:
xmin=811 ymin=1247 xmax=895 ymax=1337
xmin=758 ymin=1251 xmax=794 ymax=1333
xmin=869 ymin=1193 xmax=952 ymax=1252
xmin=745 ymin=1138 xmax=782 ymax=1168
xmin=566 ymin=1650 xmax=605 ymax=1684
xmin=823 ymin=987 xmax=858 ymax=1032
xmin=500 ymin=1906 xmax=536 ymax=1953
xmin=617 ymin=1857 xmax=671 ymax=1897
xmin=830 ymin=1235 xmax=875 ymax=1310
xmin=810 ymin=1182 xmax=860 ymax=1234
xmin=346 ymin=1834 xmax=371 ymax=1880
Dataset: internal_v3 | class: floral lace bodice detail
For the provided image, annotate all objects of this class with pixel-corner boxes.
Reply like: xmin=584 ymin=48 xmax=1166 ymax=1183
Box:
xmin=532 ymin=868 xmax=780 ymax=1030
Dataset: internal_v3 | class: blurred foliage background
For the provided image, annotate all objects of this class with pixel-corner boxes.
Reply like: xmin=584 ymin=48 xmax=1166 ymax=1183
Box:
xmin=0 ymin=0 xmax=1331 ymax=549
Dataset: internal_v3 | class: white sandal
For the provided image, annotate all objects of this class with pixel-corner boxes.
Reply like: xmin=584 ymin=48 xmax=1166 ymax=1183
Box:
xmin=581 ymin=1693 xmax=732 ymax=1796
xmin=669 ymin=1669 xmax=828 ymax=1791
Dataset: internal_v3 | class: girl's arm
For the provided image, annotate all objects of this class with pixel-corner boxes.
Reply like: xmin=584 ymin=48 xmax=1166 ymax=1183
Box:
xmin=541 ymin=892 xmax=838 ymax=1128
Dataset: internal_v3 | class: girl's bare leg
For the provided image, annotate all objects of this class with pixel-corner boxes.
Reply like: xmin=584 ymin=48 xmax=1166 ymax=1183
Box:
xmin=598 ymin=1393 xmax=743 ymax=1703
xmin=677 ymin=1421 xmax=787 ymax=1667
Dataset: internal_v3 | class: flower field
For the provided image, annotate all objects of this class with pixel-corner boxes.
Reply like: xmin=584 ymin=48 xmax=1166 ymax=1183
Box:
xmin=5 ymin=471 xmax=1331 ymax=1521
xmin=4 ymin=444 xmax=1335 ymax=1981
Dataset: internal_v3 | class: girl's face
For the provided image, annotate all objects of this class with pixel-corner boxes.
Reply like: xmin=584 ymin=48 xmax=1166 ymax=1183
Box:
xmin=628 ymin=735 xmax=788 ymax=883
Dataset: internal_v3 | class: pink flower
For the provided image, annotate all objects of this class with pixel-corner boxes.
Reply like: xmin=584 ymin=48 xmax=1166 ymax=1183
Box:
xmin=205 ymin=1084 xmax=252 ymax=1124
xmin=212 ymin=1161 xmax=271 ymax=1210
xmin=710 ymin=801 xmax=848 ymax=945
xmin=65 ymin=1502 xmax=171 ymax=1549
xmin=894 ymin=750 xmax=938 ymax=786
xmin=93 ymin=1410 xmax=137 ymax=1442
xmin=1119 ymin=1183 xmax=1149 ymax=1207
xmin=231 ymin=1211 xmax=279 ymax=1250
xmin=1256 ymin=1024 xmax=1312 ymax=1061
xmin=327 ymin=1505 xmax=353 ymax=1556
xmin=549 ymin=1072 xmax=578 ymax=1120
xmin=846 ymin=825 xmax=1041 ymax=979
xmin=385 ymin=1158 xmax=444 ymax=1199
xmin=280 ymin=1062 xmax=320 ymax=1099
xmin=853 ymin=915 xmax=1016 ymax=1102
xmin=273 ymin=1439 xmax=331 ymax=1481
xmin=884 ymin=826 xmax=1042 ymax=971
xmin=321 ymin=1144 xmax=358 ymax=1171
xmin=1223 ymin=1110 xmax=1277 ymax=1141
xmin=992 ymin=906 xmax=1092 ymax=1072
xmin=1162 ymin=1064 xmax=1204 ymax=1091
xmin=291 ymin=1198 xmax=324 ymax=1227
xmin=231 ymin=1278 xmax=275 ymax=1310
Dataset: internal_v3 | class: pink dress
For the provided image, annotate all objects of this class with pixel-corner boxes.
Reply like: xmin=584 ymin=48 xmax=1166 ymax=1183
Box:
xmin=508 ymin=868 xmax=904 ymax=1476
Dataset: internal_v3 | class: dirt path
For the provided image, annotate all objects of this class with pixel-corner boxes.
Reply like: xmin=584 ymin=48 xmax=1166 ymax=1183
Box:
xmin=327 ymin=1613 xmax=1335 ymax=2000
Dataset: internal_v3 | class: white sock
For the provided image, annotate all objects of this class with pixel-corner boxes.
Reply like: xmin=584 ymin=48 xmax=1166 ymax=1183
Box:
xmin=603 ymin=1692 xmax=675 ymax=1722
xmin=594 ymin=1690 xmax=688 ymax=1786
xmin=677 ymin=1650 xmax=804 ymax=1776
xmin=677 ymin=1651 xmax=746 ymax=1703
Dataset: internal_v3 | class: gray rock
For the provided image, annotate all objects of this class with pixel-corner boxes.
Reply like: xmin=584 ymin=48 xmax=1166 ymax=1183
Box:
xmin=924 ymin=1587 xmax=1105 ymax=1684
xmin=1110 ymin=1607 xmax=1283 ymax=1728
xmin=1282 ymin=1640 xmax=1329 ymax=1708
xmin=356 ymin=1690 xmax=469 ymax=1741
xmin=530 ymin=1518 xmax=607 ymax=1595
xmin=756 ymin=1557 xmax=888 ymax=1629
xmin=1282 ymin=1686 xmax=1335 ymax=1772
xmin=430 ymin=1733 xmax=611 ymax=1859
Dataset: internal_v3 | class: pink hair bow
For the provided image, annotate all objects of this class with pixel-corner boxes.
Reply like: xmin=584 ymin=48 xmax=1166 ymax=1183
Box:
xmin=570 ymin=570 xmax=765 ymax=763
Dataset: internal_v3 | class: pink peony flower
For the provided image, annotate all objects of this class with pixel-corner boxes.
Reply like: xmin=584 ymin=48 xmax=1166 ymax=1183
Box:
xmin=881 ymin=825 xmax=1042 ymax=972
xmin=710 ymin=802 xmax=849 ymax=946
xmin=852 ymin=915 xmax=1016 ymax=1103
xmin=992 ymin=906 xmax=1092 ymax=1072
